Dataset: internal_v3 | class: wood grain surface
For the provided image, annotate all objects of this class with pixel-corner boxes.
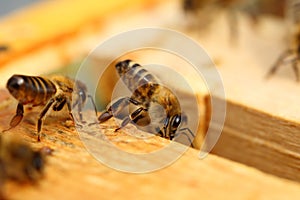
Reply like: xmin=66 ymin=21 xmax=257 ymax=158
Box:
xmin=0 ymin=89 xmax=300 ymax=199
xmin=183 ymin=11 xmax=300 ymax=181
xmin=1 ymin=0 xmax=300 ymax=198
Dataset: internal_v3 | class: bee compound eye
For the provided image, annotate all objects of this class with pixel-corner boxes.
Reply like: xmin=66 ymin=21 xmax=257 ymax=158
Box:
xmin=172 ymin=115 xmax=181 ymax=129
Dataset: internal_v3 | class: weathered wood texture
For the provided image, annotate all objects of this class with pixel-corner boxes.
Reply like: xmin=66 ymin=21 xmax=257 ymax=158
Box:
xmin=211 ymin=97 xmax=300 ymax=182
xmin=184 ymin=10 xmax=300 ymax=181
xmin=0 ymin=0 xmax=209 ymax=148
xmin=1 ymin=90 xmax=300 ymax=199
xmin=1 ymin=0 xmax=300 ymax=194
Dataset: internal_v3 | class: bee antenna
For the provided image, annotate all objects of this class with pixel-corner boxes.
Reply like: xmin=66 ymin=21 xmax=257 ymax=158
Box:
xmin=175 ymin=127 xmax=195 ymax=147
xmin=87 ymin=94 xmax=98 ymax=117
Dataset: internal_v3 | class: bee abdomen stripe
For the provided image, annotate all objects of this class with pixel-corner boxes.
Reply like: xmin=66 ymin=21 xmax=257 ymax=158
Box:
xmin=33 ymin=77 xmax=45 ymax=93
xmin=37 ymin=77 xmax=57 ymax=101
xmin=38 ymin=77 xmax=56 ymax=92
xmin=34 ymin=77 xmax=49 ymax=103
xmin=131 ymin=63 xmax=140 ymax=69
xmin=133 ymin=68 xmax=147 ymax=83
xmin=22 ymin=76 xmax=37 ymax=103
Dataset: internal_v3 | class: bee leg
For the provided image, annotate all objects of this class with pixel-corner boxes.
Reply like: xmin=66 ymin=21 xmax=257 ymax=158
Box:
xmin=115 ymin=107 xmax=146 ymax=132
xmin=37 ymin=99 xmax=55 ymax=142
xmin=162 ymin=117 xmax=170 ymax=138
xmin=114 ymin=117 xmax=130 ymax=132
xmin=52 ymin=95 xmax=76 ymax=122
xmin=292 ymin=58 xmax=299 ymax=81
xmin=75 ymin=94 xmax=97 ymax=123
xmin=98 ymin=98 xmax=125 ymax=123
xmin=98 ymin=97 xmax=142 ymax=123
xmin=98 ymin=109 xmax=113 ymax=123
xmin=227 ymin=8 xmax=238 ymax=45
xmin=176 ymin=127 xmax=195 ymax=147
xmin=77 ymin=96 xmax=84 ymax=123
xmin=151 ymin=118 xmax=168 ymax=138
xmin=66 ymin=99 xmax=84 ymax=129
xmin=10 ymin=103 xmax=24 ymax=127
xmin=71 ymin=94 xmax=88 ymax=124
xmin=52 ymin=97 xmax=66 ymax=111
xmin=154 ymin=128 xmax=164 ymax=138
xmin=132 ymin=111 xmax=151 ymax=127
xmin=76 ymin=91 xmax=92 ymax=124
xmin=66 ymin=99 xmax=75 ymax=122
xmin=266 ymin=49 xmax=294 ymax=79
xmin=88 ymin=94 xmax=98 ymax=118
xmin=173 ymin=114 xmax=195 ymax=147
xmin=3 ymin=103 xmax=24 ymax=132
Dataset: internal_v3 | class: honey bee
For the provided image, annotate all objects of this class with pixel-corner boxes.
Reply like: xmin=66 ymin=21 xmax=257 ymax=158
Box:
xmin=183 ymin=0 xmax=239 ymax=13
xmin=0 ymin=136 xmax=49 ymax=199
xmin=0 ymin=135 xmax=46 ymax=182
xmin=183 ymin=0 xmax=286 ymax=17
xmin=4 ymin=74 xmax=96 ymax=141
xmin=0 ymin=135 xmax=48 ymax=198
xmin=0 ymin=45 xmax=8 ymax=52
xmin=98 ymin=60 xmax=195 ymax=145
xmin=183 ymin=0 xmax=246 ymax=41
xmin=267 ymin=1 xmax=300 ymax=80
xmin=183 ymin=0 xmax=286 ymax=42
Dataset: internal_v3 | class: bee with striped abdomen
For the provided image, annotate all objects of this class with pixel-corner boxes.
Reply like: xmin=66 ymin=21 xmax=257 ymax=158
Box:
xmin=98 ymin=60 xmax=195 ymax=146
xmin=183 ymin=0 xmax=287 ymax=43
xmin=4 ymin=74 xmax=96 ymax=141
xmin=183 ymin=0 xmax=245 ymax=42
xmin=267 ymin=1 xmax=300 ymax=80
xmin=0 ymin=135 xmax=46 ymax=182
xmin=267 ymin=30 xmax=300 ymax=80
xmin=0 ymin=45 xmax=8 ymax=52
xmin=0 ymin=135 xmax=48 ymax=199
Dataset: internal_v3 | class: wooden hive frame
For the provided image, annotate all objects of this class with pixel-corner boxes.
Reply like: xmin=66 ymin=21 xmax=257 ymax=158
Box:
xmin=1 ymin=0 xmax=300 ymax=199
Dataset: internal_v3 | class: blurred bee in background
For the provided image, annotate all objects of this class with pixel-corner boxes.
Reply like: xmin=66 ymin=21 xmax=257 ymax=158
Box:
xmin=183 ymin=0 xmax=241 ymax=41
xmin=3 ymin=75 xmax=97 ymax=141
xmin=267 ymin=0 xmax=300 ymax=80
xmin=98 ymin=60 xmax=195 ymax=146
xmin=0 ymin=45 xmax=8 ymax=52
xmin=183 ymin=0 xmax=287 ymax=42
xmin=0 ymin=135 xmax=49 ymax=199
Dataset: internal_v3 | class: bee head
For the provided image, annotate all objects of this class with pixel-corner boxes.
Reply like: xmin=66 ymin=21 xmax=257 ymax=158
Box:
xmin=115 ymin=59 xmax=132 ymax=76
xmin=6 ymin=75 xmax=27 ymax=99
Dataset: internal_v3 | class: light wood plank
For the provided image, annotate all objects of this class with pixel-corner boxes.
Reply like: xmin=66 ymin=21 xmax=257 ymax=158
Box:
xmin=1 ymin=89 xmax=300 ymax=200
xmin=180 ymin=6 xmax=300 ymax=181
